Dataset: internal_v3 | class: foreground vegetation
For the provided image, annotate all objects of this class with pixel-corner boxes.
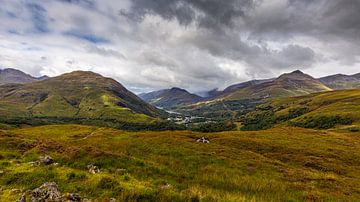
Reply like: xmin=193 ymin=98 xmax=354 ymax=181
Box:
xmin=1 ymin=124 xmax=360 ymax=201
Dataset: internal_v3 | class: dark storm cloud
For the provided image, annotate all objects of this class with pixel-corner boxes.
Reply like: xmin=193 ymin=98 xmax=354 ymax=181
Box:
xmin=1 ymin=0 xmax=360 ymax=93
xmin=248 ymin=0 xmax=360 ymax=41
xmin=122 ymin=0 xmax=256 ymax=29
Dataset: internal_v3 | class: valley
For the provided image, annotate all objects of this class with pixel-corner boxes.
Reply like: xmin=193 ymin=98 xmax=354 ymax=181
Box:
xmin=1 ymin=68 xmax=360 ymax=201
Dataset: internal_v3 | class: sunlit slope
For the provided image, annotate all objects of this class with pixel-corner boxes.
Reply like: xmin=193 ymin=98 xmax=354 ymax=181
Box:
xmin=0 ymin=71 xmax=165 ymax=123
xmin=225 ymin=70 xmax=331 ymax=101
xmin=270 ymin=89 xmax=360 ymax=128
xmin=1 ymin=125 xmax=360 ymax=201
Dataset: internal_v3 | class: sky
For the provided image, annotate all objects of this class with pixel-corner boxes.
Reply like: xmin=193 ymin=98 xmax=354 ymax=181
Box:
xmin=0 ymin=0 xmax=359 ymax=93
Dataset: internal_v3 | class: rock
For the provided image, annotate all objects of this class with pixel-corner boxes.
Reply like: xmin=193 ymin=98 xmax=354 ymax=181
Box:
xmin=30 ymin=182 xmax=63 ymax=202
xmin=38 ymin=155 xmax=54 ymax=165
xmin=0 ymin=170 xmax=4 ymax=175
xmin=67 ymin=193 xmax=81 ymax=202
xmin=87 ymin=164 xmax=100 ymax=174
xmin=196 ymin=137 xmax=210 ymax=143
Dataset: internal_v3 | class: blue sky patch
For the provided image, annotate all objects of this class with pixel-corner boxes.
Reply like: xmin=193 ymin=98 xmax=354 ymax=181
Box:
xmin=64 ymin=31 xmax=109 ymax=44
xmin=27 ymin=3 xmax=49 ymax=33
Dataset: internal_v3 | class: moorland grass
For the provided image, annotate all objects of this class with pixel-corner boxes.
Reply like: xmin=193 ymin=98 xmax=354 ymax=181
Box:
xmin=0 ymin=125 xmax=360 ymax=201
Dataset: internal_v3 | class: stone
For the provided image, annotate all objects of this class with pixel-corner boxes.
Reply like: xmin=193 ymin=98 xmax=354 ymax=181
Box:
xmin=38 ymin=155 xmax=54 ymax=165
xmin=30 ymin=182 xmax=62 ymax=202
xmin=87 ymin=164 xmax=100 ymax=174
xmin=67 ymin=193 xmax=81 ymax=202
xmin=196 ymin=137 xmax=210 ymax=143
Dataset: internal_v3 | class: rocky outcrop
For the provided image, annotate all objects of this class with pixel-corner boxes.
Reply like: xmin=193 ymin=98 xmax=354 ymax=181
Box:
xmin=19 ymin=182 xmax=81 ymax=202
xmin=30 ymin=182 xmax=62 ymax=202
xmin=87 ymin=164 xmax=100 ymax=174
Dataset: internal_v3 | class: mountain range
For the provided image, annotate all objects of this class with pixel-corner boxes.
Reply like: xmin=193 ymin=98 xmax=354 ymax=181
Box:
xmin=140 ymin=70 xmax=359 ymax=110
xmin=1 ymin=68 xmax=360 ymax=123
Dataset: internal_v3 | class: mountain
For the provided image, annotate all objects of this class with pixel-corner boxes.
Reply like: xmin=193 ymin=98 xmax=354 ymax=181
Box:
xmin=222 ymin=79 xmax=274 ymax=95
xmin=0 ymin=68 xmax=48 ymax=85
xmin=0 ymin=71 xmax=165 ymax=123
xmin=139 ymin=87 xmax=203 ymax=109
xmin=224 ymin=70 xmax=332 ymax=100
xmin=319 ymin=73 xmax=360 ymax=90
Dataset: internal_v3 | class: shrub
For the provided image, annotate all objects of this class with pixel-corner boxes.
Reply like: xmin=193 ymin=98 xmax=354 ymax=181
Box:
xmin=290 ymin=116 xmax=353 ymax=129
xmin=190 ymin=121 xmax=236 ymax=132
xmin=277 ymin=107 xmax=309 ymax=122
xmin=241 ymin=111 xmax=276 ymax=131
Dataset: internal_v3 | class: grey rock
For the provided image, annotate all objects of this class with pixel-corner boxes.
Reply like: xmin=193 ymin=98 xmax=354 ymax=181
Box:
xmin=38 ymin=155 xmax=54 ymax=165
xmin=87 ymin=164 xmax=100 ymax=174
xmin=196 ymin=137 xmax=210 ymax=143
xmin=30 ymin=182 xmax=63 ymax=202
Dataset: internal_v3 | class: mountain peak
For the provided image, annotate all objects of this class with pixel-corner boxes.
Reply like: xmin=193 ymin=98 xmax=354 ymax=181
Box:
xmin=0 ymin=68 xmax=48 ymax=85
xmin=290 ymin=70 xmax=305 ymax=74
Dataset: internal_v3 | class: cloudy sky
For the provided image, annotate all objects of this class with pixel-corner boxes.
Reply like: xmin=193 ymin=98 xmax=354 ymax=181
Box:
xmin=0 ymin=0 xmax=359 ymax=93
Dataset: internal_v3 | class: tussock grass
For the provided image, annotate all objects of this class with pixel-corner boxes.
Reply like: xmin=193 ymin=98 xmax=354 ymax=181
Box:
xmin=0 ymin=125 xmax=360 ymax=201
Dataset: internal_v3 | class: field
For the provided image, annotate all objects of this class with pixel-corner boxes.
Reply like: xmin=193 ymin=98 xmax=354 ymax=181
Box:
xmin=1 ymin=125 xmax=360 ymax=201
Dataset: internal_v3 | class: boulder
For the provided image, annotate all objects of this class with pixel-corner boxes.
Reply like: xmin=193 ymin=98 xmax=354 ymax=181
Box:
xmin=38 ymin=155 xmax=54 ymax=165
xmin=87 ymin=164 xmax=100 ymax=174
xmin=30 ymin=182 xmax=62 ymax=202
xmin=196 ymin=137 xmax=210 ymax=143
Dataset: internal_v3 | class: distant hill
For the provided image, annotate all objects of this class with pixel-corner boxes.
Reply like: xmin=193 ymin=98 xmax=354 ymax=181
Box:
xmin=222 ymin=79 xmax=274 ymax=95
xmin=0 ymin=68 xmax=48 ymax=85
xmin=0 ymin=71 xmax=166 ymax=123
xmin=139 ymin=87 xmax=203 ymax=109
xmin=319 ymin=73 xmax=360 ymax=90
xmin=224 ymin=70 xmax=332 ymax=100
xmin=241 ymin=88 xmax=360 ymax=130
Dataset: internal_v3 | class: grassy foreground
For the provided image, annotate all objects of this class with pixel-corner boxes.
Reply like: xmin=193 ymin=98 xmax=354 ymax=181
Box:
xmin=1 ymin=125 xmax=360 ymax=201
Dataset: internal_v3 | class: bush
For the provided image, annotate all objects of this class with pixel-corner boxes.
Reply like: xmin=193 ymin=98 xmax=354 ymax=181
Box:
xmin=277 ymin=107 xmax=309 ymax=122
xmin=290 ymin=116 xmax=353 ymax=129
xmin=190 ymin=121 xmax=236 ymax=132
xmin=241 ymin=111 xmax=276 ymax=131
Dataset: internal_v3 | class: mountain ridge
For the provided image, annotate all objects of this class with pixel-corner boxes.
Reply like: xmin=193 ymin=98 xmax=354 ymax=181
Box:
xmin=0 ymin=68 xmax=48 ymax=85
xmin=139 ymin=87 xmax=203 ymax=109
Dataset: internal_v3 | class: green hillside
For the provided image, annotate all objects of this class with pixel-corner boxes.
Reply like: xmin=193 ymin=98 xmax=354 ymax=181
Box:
xmin=1 ymin=124 xmax=360 ymax=201
xmin=241 ymin=89 xmax=360 ymax=131
xmin=0 ymin=71 xmax=166 ymax=124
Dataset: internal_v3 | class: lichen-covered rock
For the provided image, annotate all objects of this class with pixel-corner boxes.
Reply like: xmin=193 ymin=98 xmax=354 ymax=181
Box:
xmin=87 ymin=164 xmax=100 ymax=174
xmin=30 ymin=182 xmax=63 ymax=202
xmin=38 ymin=155 xmax=54 ymax=165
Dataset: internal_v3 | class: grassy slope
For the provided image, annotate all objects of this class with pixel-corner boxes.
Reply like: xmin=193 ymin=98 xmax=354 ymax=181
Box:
xmin=270 ymin=89 xmax=360 ymax=125
xmin=1 ymin=125 xmax=360 ymax=201
xmin=0 ymin=71 xmax=163 ymax=124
